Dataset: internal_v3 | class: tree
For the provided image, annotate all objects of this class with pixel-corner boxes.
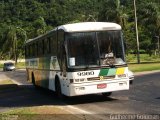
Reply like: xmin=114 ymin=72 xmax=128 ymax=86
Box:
xmin=2 ymin=26 xmax=26 ymax=64
xmin=98 ymin=0 xmax=128 ymax=28
xmin=33 ymin=16 xmax=47 ymax=36
xmin=137 ymin=2 xmax=160 ymax=55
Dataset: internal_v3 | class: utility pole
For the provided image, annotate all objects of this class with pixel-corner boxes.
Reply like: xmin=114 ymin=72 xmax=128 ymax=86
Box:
xmin=134 ymin=0 xmax=140 ymax=64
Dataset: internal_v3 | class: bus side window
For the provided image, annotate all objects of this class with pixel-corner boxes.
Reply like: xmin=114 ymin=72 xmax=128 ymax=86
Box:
xmin=50 ymin=32 xmax=57 ymax=55
xmin=45 ymin=37 xmax=51 ymax=55
xmin=57 ymin=30 xmax=65 ymax=71
xmin=33 ymin=43 xmax=35 ymax=57
xmin=29 ymin=45 xmax=31 ymax=57
xmin=38 ymin=40 xmax=43 ymax=57
xmin=44 ymin=39 xmax=47 ymax=54
xmin=35 ymin=42 xmax=38 ymax=57
xmin=33 ymin=42 xmax=38 ymax=57
xmin=48 ymin=37 xmax=51 ymax=54
xmin=62 ymin=47 xmax=67 ymax=77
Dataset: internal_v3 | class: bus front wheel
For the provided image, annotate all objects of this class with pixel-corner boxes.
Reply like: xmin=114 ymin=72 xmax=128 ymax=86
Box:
xmin=55 ymin=79 xmax=63 ymax=98
xmin=102 ymin=92 xmax=112 ymax=97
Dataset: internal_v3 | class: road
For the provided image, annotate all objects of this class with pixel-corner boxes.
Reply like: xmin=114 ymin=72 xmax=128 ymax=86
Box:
xmin=0 ymin=70 xmax=160 ymax=119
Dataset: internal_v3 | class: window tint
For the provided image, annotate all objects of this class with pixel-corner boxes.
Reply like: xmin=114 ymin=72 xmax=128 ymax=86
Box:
xmin=38 ymin=40 xmax=43 ymax=56
xmin=44 ymin=37 xmax=51 ymax=54
xmin=50 ymin=32 xmax=57 ymax=55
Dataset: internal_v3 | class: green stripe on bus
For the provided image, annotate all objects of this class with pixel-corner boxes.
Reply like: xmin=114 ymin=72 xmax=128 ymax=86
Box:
xmin=107 ymin=68 xmax=116 ymax=76
xmin=99 ymin=69 xmax=109 ymax=76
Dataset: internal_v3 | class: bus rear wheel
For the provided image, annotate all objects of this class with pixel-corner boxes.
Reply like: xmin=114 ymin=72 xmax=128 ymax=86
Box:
xmin=32 ymin=73 xmax=36 ymax=85
xmin=102 ymin=92 xmax=112 ymax=97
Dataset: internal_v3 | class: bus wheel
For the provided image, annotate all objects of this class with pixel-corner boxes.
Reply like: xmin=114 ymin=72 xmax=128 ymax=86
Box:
xmin=55 ymin=80 xmax=63 ymax=98
xmin=32 ymin=73 xmax=36 ymax=85
xmin=102 ymin=92 xmax=112 ymax=97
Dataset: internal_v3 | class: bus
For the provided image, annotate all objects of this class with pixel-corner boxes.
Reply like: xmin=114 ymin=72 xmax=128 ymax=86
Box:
xmin=25 ymin=22 xmax=130 ymax=97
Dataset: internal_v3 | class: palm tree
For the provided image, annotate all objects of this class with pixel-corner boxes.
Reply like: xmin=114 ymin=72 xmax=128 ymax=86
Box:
xmin=98 ymin=0 xmax=128 ymax=29
xmin=3 ymin=26 xmax=27 ymax=64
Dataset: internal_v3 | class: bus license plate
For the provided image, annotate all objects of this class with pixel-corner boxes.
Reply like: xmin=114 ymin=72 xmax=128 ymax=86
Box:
xmin=97 ymin=83 xmax=107 ymax=89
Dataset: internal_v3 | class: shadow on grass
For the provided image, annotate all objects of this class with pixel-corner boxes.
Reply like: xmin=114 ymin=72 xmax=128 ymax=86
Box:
xmin=0 ymin=84 xmax=116 ymax=108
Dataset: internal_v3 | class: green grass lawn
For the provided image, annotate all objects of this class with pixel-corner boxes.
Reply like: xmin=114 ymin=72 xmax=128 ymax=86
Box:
xmin=128 ymin=63 xmax=160 ymax=72
xmin=126 ymin=54 xmax=160 ymax=72
xmin=1 ymin=106 xmax=82 ymax=120
xmin=126 ymin=54 xmax=160 ymax=63
xmin=0 ymin=80 xmax=14 ymax=84
xmin=15 ymin=62 xmax=25 ymax=69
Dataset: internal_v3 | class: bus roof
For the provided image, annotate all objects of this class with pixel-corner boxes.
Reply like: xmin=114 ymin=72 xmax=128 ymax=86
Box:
xmin=58 ymin=22 xmax=121 ymax=32
xmin=26 ymin=22 xmax=121 ymax=44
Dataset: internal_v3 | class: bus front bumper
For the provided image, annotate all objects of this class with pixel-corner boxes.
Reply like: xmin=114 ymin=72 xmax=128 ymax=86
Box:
xmin=67 ymin=79 xmax=129 ymax=96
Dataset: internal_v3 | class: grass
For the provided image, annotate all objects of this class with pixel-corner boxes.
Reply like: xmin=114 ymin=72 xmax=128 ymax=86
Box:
xmin=1 ymin=106 xmax=83 ymax=120
xmin=15 ymin=62 xmax=25 ymax=69
xmin=0 ymin=80 xmax=14 ymax=84
xmin=0 ymin=63 xmax=3 ymax=68
xmin=126 ymin=54 xmax=160 ymax=72
xmin=128 ymin=63 xmax=160 ymax=72
xmin=126 ymin=54 xmax=160 ymax=63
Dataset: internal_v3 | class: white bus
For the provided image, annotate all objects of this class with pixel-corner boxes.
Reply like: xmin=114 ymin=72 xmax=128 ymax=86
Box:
xmin=25 ymin=22 xmax=130 ymax=97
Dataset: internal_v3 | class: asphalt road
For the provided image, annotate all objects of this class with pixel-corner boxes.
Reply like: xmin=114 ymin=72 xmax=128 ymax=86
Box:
xmin=0 ymin=70 xmax=160 ymax=119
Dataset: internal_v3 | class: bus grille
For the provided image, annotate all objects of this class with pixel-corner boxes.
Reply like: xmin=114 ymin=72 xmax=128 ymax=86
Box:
xmin=87 ymin=75 xmax=115 ymax=81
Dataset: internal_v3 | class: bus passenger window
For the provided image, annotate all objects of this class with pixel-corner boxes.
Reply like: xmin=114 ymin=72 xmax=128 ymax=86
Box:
xmin=38 ymin=40 xmax=43 ymax=56
xmin=46 ymin=37 xmax=51 ymax=54
xmin=50 ymin=32 xmax=57 ymax=55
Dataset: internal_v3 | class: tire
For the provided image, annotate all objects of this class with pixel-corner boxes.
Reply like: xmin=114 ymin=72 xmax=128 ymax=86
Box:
xmin=32 ymin=73 xmax=36 ymax=85
xmin=102 ymin=92 xmax=112 ymax=97
xmin=130 ymin=80 xmax=133 ymax=85
xmin=55 ymin=79 xmax=63 ymax=98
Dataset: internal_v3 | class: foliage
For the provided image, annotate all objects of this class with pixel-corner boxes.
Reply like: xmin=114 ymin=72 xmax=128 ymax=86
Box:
xmin=0 ymin=0 xmax=159 ymax=60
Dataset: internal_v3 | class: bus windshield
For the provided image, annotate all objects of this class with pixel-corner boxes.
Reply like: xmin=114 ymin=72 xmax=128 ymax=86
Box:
xmin=66 ymin=31 xmax=126 ymax=68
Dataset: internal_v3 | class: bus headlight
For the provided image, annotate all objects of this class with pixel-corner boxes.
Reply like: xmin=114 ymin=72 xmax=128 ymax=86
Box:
xmin=80 ymin=78 xmax=85 ymax=82
xmin=75 ymin=79 xmax=79 ymax=82
xmin=70 ymin=79 xmax=74 ymax=83
xmin=118 ymin=74 xmax=126 ymax=78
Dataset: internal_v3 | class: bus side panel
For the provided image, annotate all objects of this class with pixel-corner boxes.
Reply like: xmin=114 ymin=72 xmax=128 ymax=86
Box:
xmin=32 ymin=57 xmax=50 ymax=88
xmin=26 ymin=56 xmax=62 ymax=91
xmin=49 ymin=56 xmax=61 ymax=91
